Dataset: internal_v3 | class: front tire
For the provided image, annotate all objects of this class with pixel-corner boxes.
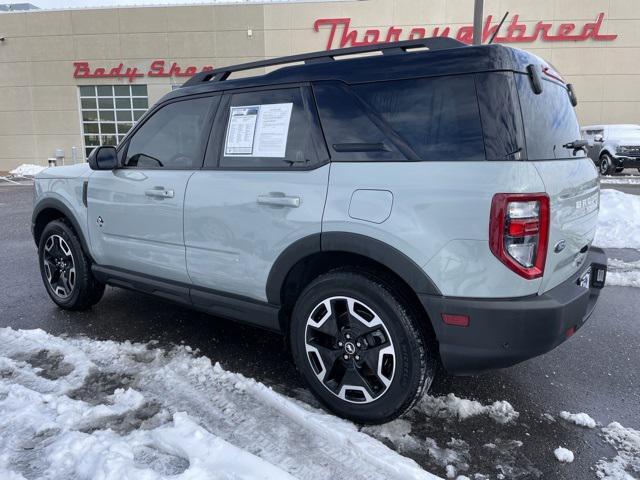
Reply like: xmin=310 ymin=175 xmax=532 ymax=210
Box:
xmin=290 ymin=269 xmax=436 ymax=424
xmin=38 ymin=220 xmax=105 ymax=310
xmin=599 ymin=154 xmax=613 ymax=175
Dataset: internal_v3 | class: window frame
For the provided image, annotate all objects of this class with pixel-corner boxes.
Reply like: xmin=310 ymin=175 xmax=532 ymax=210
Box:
xmin=118 ymin=93 xmax=221 ymax=171
xmin=203 ymin=82 xmax=329 ymax=171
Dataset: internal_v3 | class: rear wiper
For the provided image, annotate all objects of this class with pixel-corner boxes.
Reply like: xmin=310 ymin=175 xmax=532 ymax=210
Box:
xmin=563 ymin=140 xmax=588 ymax=155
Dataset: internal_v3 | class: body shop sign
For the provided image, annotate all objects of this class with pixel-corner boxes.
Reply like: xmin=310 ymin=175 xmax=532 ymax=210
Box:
xmin=73 ymin=60 xmax=213 ymax=82
xmin=73 ymin=13 xmax=617 ymax=82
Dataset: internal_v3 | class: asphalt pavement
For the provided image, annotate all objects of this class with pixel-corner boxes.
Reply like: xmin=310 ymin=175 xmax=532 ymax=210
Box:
xmin=1 ymin=184 xmax=638 ymax=480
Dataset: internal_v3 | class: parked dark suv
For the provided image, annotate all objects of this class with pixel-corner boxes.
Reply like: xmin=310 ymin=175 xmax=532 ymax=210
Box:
xmin=581 ymin=124 xmax=640 ymax=175
xmin=33 ymin=38 xmax=606 ymax=424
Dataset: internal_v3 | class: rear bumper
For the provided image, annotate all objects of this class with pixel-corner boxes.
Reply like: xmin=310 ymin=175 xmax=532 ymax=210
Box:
xmin=420 ymin=247 xmax=607 ymax=375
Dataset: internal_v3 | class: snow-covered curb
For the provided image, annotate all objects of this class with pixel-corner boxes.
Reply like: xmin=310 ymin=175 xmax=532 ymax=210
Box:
xmin=0 ymin=327 xmax=441 ymax=480
xmin=8 ymin=163 xmax=47 ymax=177
xmin=606 ymin=258 xmax=640 ymax=288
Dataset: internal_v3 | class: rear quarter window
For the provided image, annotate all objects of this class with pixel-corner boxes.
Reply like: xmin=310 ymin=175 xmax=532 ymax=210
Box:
xmin=353 ymin=75 xmax=485 ymax=161
xmin=515 ymin=74 xmax=583 ymax=160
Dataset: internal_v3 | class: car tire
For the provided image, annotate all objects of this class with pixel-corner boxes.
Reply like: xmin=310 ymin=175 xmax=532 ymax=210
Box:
xmin=599 ymin=154 xmax=613 ymax=176
xmin=290 ymin=268 xmax=436 ymax=424
xmin=38 ymin=219 xmax=105 ymax=311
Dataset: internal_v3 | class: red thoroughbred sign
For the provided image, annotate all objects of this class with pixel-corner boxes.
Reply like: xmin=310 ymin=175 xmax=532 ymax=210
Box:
xmin=314 ymin=13 xmax=617 ymax=50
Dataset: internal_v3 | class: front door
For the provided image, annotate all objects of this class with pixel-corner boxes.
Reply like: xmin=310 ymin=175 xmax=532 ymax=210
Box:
xmin=87 ymin=95 xmax=218 ymax=283
xmin=184 ymin=86 xmax=329 ymax=301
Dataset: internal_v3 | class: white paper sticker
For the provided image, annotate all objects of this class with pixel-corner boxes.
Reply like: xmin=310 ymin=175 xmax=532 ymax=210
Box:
xmin=224 ymin=103 xmax=293 ymax=158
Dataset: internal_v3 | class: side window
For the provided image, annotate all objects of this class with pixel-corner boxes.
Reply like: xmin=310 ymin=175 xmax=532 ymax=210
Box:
xmin=353 ymin=75 xmax=485 ymax=161
xmin=124 ymin=96 xmax=216 ymax=169
xmin=313 ymin=82 xmax=407 ymax=162
xmin=219 ymin=87 xmax=319 ymax=168
xmin=475 ymin=72 xmax=525 ymax=160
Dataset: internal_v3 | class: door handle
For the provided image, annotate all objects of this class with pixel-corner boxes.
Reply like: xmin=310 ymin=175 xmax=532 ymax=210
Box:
xmin=145 ymin=187 xmax=175 ymax=199
xmin=257 ymin=194 xmax=300 ymax=208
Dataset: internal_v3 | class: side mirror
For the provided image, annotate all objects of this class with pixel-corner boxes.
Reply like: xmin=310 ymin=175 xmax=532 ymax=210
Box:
xmin=88 ymin=146 xmax=118 ymax=170
xmin=594 ymin=135 xmax=604 ymax=143
xmin=566 ymin=83 xmax=578 ymax=107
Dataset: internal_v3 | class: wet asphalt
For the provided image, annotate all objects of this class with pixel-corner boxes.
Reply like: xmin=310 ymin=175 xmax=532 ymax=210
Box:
xmin=1 ymin=184 xmax=638 ymax=480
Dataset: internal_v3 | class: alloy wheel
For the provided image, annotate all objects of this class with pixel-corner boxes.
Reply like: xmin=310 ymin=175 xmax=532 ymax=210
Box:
xmin=304 ymin=296 xmax=395 ymax=404
xmin=42 ymin=234 xmax=76 ymax=299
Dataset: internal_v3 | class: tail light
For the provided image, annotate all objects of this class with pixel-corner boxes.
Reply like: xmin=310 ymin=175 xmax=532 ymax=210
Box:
xmin=489 ymin=193 xmax=550 ymax=279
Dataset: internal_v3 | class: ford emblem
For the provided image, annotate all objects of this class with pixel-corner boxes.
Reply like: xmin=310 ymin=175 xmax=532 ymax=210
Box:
xmin=554 ymin=240 xmax=566 ymax=253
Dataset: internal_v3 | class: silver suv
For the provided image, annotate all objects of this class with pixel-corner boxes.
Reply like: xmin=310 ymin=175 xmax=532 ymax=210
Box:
xmin=581 ymin=124 xmax=640 ymax=175
xmin=32 ymin=39 xmax=607 ymax=424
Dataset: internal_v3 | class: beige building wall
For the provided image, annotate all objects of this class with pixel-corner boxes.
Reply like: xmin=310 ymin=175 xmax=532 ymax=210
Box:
xmin=0 ymin=0 xmax=639 ymax=171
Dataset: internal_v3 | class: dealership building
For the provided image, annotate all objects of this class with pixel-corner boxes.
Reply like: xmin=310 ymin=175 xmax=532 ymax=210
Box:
xmin=0 ymin=0 xmax=638 ymax=171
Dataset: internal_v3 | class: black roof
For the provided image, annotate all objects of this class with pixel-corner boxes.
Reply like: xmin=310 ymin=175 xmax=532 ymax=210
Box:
xmin=167 ymin=38 xmax=545 ymax=102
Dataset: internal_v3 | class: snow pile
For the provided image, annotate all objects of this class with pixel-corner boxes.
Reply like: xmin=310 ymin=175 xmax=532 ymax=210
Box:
xmin=559 ymin=411 xmax=597 ymax=428
xmin=554 ymin=447 xmax=575 ymax=463
xmin=596 ymin=422 xmax=640 ymax=480
xmin=0 ymin=327 xmax=439 ymax=480
xmin=606 ymin=259 xmax=640 ymax=288
xmin=417 ymin=393 xmax=519 ymax=424
xmin=594 ymin=189 xmax=640 ymax=249
xmin=8 ymin=164 xmax=46 ymax=177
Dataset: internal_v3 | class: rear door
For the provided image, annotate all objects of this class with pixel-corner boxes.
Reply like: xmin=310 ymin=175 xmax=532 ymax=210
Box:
xmin=183 ymin=85 xmax=329 ymax=302
xmin=87 ymin=96 xmax=217 ymax=283
xmin=515 ymin=73 xmax=600 ymax=293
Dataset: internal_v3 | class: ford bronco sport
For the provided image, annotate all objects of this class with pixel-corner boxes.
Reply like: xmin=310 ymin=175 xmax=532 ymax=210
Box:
xmin=32 ymin=38 xmax=607 ymax=424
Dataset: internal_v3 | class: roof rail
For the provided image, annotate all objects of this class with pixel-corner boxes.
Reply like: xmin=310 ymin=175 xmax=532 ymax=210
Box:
xmin=182 ymin=37 xmax=466 ymax=87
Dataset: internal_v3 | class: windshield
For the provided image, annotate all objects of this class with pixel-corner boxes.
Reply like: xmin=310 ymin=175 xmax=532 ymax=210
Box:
xmin=515 ymin=74 xmax=584 ymax=160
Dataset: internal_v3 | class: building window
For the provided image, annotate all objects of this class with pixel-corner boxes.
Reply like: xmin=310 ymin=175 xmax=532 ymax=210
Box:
xmin=78 ymin=85 xmax=148 ymax=159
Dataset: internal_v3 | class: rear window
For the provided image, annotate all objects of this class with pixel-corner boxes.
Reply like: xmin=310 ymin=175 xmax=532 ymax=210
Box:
xmin=353 ymin=75 xmax=485 ymax=161
xmin=515 ymin=74 xmax=583 ymax=160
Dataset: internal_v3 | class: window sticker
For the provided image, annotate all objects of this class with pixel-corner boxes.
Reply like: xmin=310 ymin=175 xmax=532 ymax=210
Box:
xmin=224 ymin=103 xmax=293 ymax=158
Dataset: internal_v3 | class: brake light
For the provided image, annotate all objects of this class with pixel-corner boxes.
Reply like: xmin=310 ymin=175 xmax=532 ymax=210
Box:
xmin=489 ymin=193 xmax=550 ymax=279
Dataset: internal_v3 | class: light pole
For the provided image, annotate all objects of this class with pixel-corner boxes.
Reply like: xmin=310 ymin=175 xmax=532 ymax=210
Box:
xmin=473 ymin=0 xmax=484 ymax=45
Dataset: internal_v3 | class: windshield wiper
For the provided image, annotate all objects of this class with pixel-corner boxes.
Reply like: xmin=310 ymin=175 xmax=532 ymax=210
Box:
xmin=563 ymin=140 xmax=588 ymax=155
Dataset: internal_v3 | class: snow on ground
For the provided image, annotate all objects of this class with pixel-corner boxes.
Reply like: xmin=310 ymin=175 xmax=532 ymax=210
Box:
xmin=600 ymin=176 xmax=640 ymax=185
xmin=415 ymin=393 xmax=519 ymax=425
xmin=0 ymin=327 xmax=440 ymax=480
xmin=559 ymin=411 xmax=597 ymax=428
xmin=594 ymin=189 xmax=640 ymax=250
xmin=8 ymin=164 xmax=46 ymax=177
xmin=554 ymin=447 xmax=575 ymax=463
xmin=606 ymin=258 xmax=640 ymax=288
xmin=597 ymin=422 xmax=640 ymax=480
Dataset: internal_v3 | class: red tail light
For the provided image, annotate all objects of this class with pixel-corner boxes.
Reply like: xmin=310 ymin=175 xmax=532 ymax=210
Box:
xmin=489 ymin=193 xmax=550 ymax=279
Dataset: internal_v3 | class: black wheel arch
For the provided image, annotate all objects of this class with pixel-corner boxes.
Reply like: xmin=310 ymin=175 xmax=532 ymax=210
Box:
xmin=267 ymin=232 xmax=441 ymax=306
xmin=32 ymin=198 xmax=92 ymax=261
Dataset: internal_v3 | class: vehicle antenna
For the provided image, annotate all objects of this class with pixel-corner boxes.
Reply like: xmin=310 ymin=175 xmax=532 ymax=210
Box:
xmin=488 ymin=11 xmax=509 ymax=44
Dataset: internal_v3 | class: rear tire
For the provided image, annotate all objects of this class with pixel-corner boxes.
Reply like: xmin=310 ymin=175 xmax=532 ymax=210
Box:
xmin=38 ymin=220 xmax=105 ymax=311
xmin=290 ymin=268 xmax=436 ymax=424
xmin=599 ymin=154 xmax=613 ymax=175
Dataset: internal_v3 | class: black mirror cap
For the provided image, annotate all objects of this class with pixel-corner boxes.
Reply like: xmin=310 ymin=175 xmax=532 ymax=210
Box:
xmin=88 ymin=146 xmax=118 ymax=170
xmin=567 ymin=83 xmax=578 ymax=107
xmin=526 ymin=64 xmax=543 ymax=95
